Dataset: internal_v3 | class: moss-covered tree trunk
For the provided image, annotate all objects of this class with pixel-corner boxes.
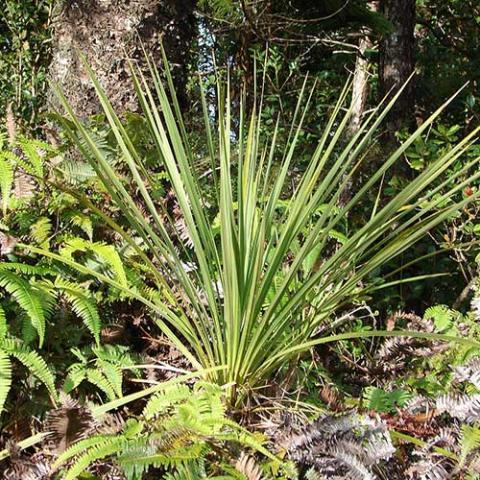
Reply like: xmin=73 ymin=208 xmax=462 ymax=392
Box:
xmin=48 ymin=0 xmax=196 ymax=117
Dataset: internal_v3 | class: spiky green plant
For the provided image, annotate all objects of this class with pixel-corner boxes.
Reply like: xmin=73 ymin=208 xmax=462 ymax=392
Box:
xmin=29 ymin=51 xmax=480 ymax=404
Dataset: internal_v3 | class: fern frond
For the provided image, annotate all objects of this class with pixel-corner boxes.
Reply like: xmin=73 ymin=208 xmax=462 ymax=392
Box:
xmin=86 ymin=368 xmax=117 ymax=400
xmin=198 ymin=0 xmax=237 ymax=18
xmin=0 ymin=349 xmax=12 ymax=413
xmin=59 ymin=158 xmax=96 ymax=184
xmin=4 ymin=339 xmax=57 ymax=400
xmin=332 ymin=449 xmax=375 ymax=480
xmin=0 ymin=271 xmax=49 ymax=346
xmin=63 ymin=437 xmax=126 ymax=480
xmin=0 ymin=262 xmax=57 ymax=276
xmin=63 ymin=364 xmax=87 ymax=393
xmin=424 ymin=305 xmax=454 ymax=331
xmin=60 ymin=238 xmax=128 ymax=287
xmin=437 ymin=393 xmax=480 ymax=422
xmin=363 ymin=386 xmax=412 ymax=413
xmin=17 ymin=136 xmax=48 ymax=177
xmin=68 ymin=213 xmax=93 ymax=240
xmin=89 ymin=242 xmax=128 ymax=287
xmin=119 ymin=443 xmax=206 ymax=472
xmin=55 ymin=277 xmax=101 ymax=344
xmin=305 ymin=468 xmax=327 ymax=480
xmin=46 ymin=394 xmax=97 ymax=453
xmin=143 ymin=383 xmax=191 ymax=419
xmin=461 ymin=425 xmax=480 ymax=465
xmin=235 ymin=452 xmax=264 ymax=480
xmin=52 ymin=434 xmax=113 ymax=468
xmin=0 ymin=152 xmax=14 ymax=216
xmin=97 ymin=359 xmax=123 ymax=398
xmin=0 ymin=304 xmax=7 ymax=340
xmin=29 ymin=217 xmax=52 ymax=248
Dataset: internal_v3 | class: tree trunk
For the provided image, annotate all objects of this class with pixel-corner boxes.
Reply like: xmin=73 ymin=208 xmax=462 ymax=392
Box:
xmin=348 ymin=32 xmax=373 ymax=136
xmin=48 ymin=0 xmax=196 ymax=117
xmin=378 ymin=0 xmax=416 ymax=135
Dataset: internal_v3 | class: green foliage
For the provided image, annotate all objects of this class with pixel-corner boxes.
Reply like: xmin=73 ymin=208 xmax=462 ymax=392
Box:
xmin=0 ymin=302 xmax=56 ymax=413
xmin=0 ymin=133 xmax=55 ymax=216
xmin=0 ymin=263 xmax=102 ymax=347
xmin=63 ymin=345 xmax=138 ymax=400
xmin=0 ymin=268 xmax=53 ymax=347
xmin=424 ymin=305 xmax=455 ymax=332
xmin=362 ymin=386 xmax=412 ymax=413
xmin=0 ymin=0 xmax=55 ymax=127
xmin=47 ymin=52 xmax=480 ymax=407
xmin=53 ymin=381 xmax=275 ymax=480
xmin=460 ymin=424 xmax=480 ymax=466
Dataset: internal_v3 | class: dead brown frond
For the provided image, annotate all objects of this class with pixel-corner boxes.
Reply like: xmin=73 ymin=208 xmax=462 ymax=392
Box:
xmin=235 ymin=452 xmax=264 ymax=480
xmin=45 ymin=394 xmax=97 ymax=453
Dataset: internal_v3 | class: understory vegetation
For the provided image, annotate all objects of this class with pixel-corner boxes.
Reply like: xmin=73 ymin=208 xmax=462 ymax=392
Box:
xmin=1 ymin=1 xmax=480 ymax=479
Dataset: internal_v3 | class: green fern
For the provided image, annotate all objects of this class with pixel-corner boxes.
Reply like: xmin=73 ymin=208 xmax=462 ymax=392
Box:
xmin=59 ymin=158 xmax=97 ymax=184
xmin=54 ymin=381 xmax=276 ymax=479
xmin=63 ymin=345 xmax=135 ymax=400
xmin=67 ymin=212 xmax=94 ymax=240
xmin=0 ymin=263 xmax=102 ymax=345
xmin=16 ymin=136 xmax=53 ymax=177
xmin=86 ymin=367 xmax=118 ymax=400
xmin=0 ymin=270 xmax=52 ymax=347
xmin=63 ymin=436 xmax=127 ymax=480
xmin=362 ymin=386 xmax=412 ymax=413
xmin=0 ymin=349 xmax=12 ymax=413
xmin=143 ymin=383 xmax=191 ymax=419
xmin=0 ymin=152 xmax=14 ymax=216
xmin=0 ymin=335 xmax=57 ymax=412
xmin=461 ymin=424 xmax=480 ymax=466
xmin=0 ymin=304 xmax=6 ymax=339
xmin=198 ymin=0 xmax=238 ymax=19
xmin=424 ymin=305 xmax=455 ymax=331
xmin=55 ymin=277 xmax=101 ymax=344
xmin=3 ymin=338 xmax=56 ymax=397
xmin=60 ymin=238 xmax=128 ymax=288
xmin=29 ymin=216 xmax=52 ymax=248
